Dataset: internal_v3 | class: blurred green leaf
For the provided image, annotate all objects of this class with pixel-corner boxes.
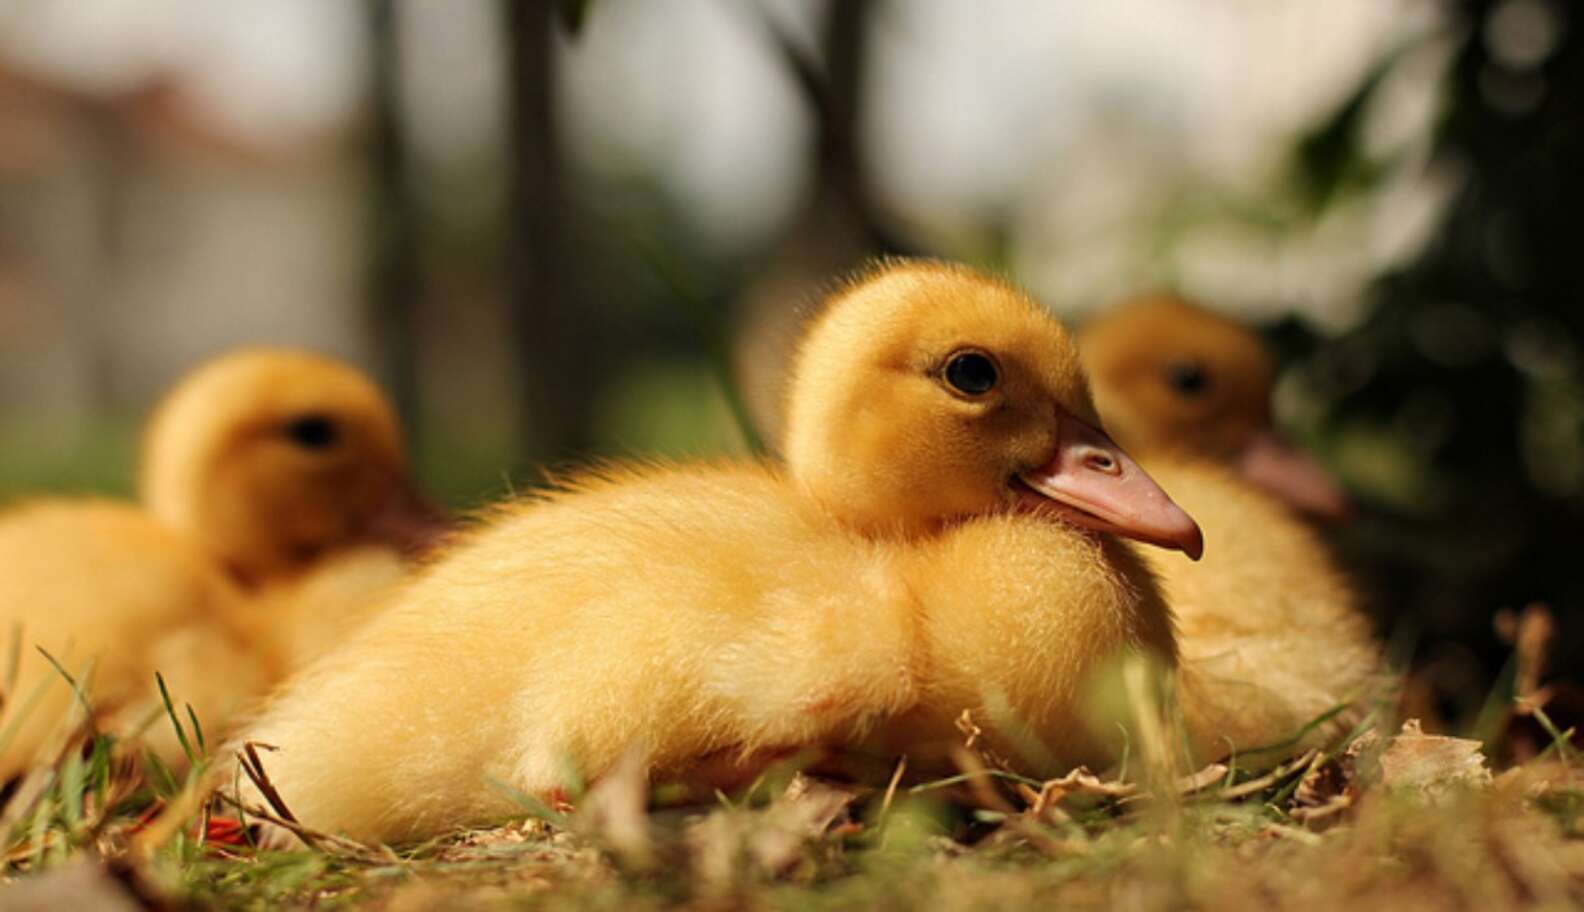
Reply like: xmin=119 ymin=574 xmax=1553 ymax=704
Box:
xmin=627 ymin=232 xmax=768 ymax=455
xmin=1291 ymin=47 xmax=1402 ymax=212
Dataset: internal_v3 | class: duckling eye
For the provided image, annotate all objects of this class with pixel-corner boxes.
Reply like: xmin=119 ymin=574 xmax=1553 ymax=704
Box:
xmin=1165 ymin=362 xmax=1210 ymax=397
xmin=944 ymin=352 xmax=998 ymax=396
xmin=284 ymin=415 xmax=339 ymax=451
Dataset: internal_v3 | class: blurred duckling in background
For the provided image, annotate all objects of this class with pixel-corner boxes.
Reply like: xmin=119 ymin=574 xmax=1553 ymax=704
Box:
xmin=141 ymin=347 xmax=444 ymax=588
xmin=236 ymin=260 xmax=1202 ymax=845
xmin=1079 ymin=294 xmax=1348 ymax=521
xmin=141 ymin=347 xmax=447 ymax=667
xmin=0 ymin=501 xmax=264 ymax=779
xmin=0 ymin=348 xmax=444 ymax=774
xmin=1080 ymin=294 xmax=1380 ymax=760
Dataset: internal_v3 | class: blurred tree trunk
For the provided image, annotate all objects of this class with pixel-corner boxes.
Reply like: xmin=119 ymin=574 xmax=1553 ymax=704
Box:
xmin=806 ymin=0 xmax=898 ymax=253
xmin=504 ymin=0 xmax=595 ymax=466
xmin=367 ymin=0 xmax=422 ymax=436
xmin=735 ymin=0 xmax=904 ymax=449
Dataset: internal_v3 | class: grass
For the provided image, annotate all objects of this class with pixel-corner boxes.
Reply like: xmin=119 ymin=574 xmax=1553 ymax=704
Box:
xmin=4 ymin=681 xmax=1584 ymax=911
xmin=0 ymin=614 xmax=1574 ymax=908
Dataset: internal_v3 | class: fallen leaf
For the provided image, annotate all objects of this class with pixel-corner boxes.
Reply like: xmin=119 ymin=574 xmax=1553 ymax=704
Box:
xmin=1365 ymin=719 xmax=1492 ymax=796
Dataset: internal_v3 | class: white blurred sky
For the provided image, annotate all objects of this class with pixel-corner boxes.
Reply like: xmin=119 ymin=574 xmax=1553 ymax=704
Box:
xmin=0 ymin=0 xmax=1448 ymax=316
xmin=0 ymin=0 xmax=368 ymax=141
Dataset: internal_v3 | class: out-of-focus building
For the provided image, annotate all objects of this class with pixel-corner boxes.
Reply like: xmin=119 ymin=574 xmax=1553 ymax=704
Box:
xmin=0 ymin=62 xmax=368 ymax=423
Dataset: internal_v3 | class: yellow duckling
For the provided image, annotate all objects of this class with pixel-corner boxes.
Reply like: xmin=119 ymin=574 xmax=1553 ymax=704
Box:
xmin=141 ymin=346 xmax=447 ymax=669
xmin=0 ymin=500 xmax=264 ymax=778
xmin=141 ymin=347 xmax=443 ymax=588
xmin=1080 ymin=294 xmax=1379 ymax=759
xmin=1079 ymin=294 xmax=1348 ymax=520
xmin=236 ymin=261 xmax=1201 ymax=845
xmin=0 ymin=348 xmax=441 ymax=775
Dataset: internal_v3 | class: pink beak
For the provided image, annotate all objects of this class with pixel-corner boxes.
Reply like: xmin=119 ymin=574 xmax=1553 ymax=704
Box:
xmin=1237 ymin=432 xmax=1351 ymax=523
xmin=1018 ymin=415 xmax=1204 ymax=560
xmin=365 ymin=481 xmax=453 ymax=557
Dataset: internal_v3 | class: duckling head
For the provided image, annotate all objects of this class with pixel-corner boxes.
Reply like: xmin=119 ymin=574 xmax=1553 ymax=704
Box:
xmin=140 ymin=348 xmax=444 ymax=585
xmin=1079 ymin=294 xmax=1349 ymax=520
xmin=784 ymin=260 xmax=1203 ymax=558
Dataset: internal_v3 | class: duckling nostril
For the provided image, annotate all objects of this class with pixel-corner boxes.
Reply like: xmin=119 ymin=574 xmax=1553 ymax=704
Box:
xmin=1083 ymin=450 xmax=1119 ymax=474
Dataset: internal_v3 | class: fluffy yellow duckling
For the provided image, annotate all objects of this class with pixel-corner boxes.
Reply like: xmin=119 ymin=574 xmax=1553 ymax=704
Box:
xmin=249 ymin=546 xmax=413 ymax=672
xmin=142 ymin=346 xmax=446 ymax=669
xmin=1080 ymin=294 xmax=1379 ymax=759
xmin=0 ymin=501 xmax=265 ymax=778
xmin=1079 ymin=294 xmax=1348 ymax=520
xmin=236 ymin=261 xmax=1201 ymax=844
xmin=0 ymin=349 xmax=440 ymax=775
xmin=141 ymin=347 xmax=443 ymax=588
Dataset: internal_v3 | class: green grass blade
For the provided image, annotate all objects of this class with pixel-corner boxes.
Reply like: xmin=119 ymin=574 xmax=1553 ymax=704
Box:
xmin=1529 ymin=701 xmax=1578 ymax=766
xmin=154 ymin=672 xmax=197 ymax=765
xmin=1234 ymin=701 xmax=1353 ymax=759
xmin=144 ymin=748 xmax=180 ymax=799
xmin=185 ymin=702 xmax=207 ymax=754
xmin=628 ymin=232 xmax=767 ymax=455
xmin=483 ymin=777 xmax=568 ymax=829
xmin=34 ymin=647 xmax=95 ymax=726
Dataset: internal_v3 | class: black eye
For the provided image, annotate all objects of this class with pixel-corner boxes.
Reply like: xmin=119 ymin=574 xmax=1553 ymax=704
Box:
xmin=1165 ymin=362 xmax=1210 ymax=396
xmin=944 ymin=351 xmax=999 ymax=396
xmin=284 ymin=414 xmax=339 ymax=450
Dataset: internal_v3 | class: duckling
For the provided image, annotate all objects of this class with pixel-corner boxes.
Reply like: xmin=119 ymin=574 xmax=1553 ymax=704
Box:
xmin=0 ymin=500 xmax=266 ymax=778
xmin=1143 ymin=463 xmax=1375 ymax=760
xmin=1080 ymin=294 xmax=1379 ymax=759
xmin=140 ymin=347 xmax=444 ymax=588
xmin=235 ymin=260 xmax=1201 ymax=844
xmin=249 ymin=545 xmax=412 ymax=672
xmin=0 ymin=349 xmax=441 ymax=775
xmin=1078 ymin=294 xmax=1348 ymax=520
xmin=141 ymin=346 xmax=445 ymax=675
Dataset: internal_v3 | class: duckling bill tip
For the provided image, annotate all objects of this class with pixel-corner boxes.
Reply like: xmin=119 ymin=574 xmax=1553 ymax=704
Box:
xmin=1018 ymin=415 xmax=1205 ymax=560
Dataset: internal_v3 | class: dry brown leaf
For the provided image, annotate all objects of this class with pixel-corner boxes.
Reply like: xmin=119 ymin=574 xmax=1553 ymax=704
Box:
xmin=748 ymin=773 xmax=861 ymax=875
xmin=1365 ymin=719 xmax=1492 ymax=796
xmin=685 ymin=771 xmax=860 ymax=890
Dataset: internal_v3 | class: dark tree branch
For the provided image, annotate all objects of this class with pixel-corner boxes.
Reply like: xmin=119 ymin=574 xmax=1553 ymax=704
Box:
xmin=367 ymin=0 xmax=422 ymax=435
xmin=742 ymin=0 xmax=921 ymax=257
xmin=504 ymin=0 xmax=597 ymax=464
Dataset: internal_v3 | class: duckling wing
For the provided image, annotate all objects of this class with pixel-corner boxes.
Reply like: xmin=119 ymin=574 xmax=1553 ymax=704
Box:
xmin=1140 ymin=463 xmax=1379 ymax=760
xmin=234 ymin=464 xmax=921 ymax=844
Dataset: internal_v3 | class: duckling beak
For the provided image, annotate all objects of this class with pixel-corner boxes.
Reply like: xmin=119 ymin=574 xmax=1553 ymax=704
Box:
xmin=1017 ymin=416 xmax=1204 ymax=560
xmin=1236 ymin=432 xmax=1351 ymax=523
xmin=364 ymin=482 xmax=451 ymax=557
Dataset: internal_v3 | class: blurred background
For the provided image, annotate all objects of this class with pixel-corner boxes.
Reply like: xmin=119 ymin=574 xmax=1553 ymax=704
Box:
xmin=0 ymin=0 xmax=1578 ymax=715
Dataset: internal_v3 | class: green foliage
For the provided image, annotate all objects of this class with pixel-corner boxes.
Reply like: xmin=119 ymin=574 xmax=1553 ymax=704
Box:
xmin=1289 ymin=48 xmax=1401 ymax=213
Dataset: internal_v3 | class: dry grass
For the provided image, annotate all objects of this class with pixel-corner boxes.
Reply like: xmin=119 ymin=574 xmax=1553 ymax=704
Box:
xmin=3 ymin=648 xmax=1584 ymax=909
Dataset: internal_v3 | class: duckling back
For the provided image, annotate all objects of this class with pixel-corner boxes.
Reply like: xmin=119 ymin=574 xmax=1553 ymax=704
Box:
xmin=237 ymin=463 xmax=924 ymax=843
xmin=249 ymin=545 xmax=411 ymax=672
xmin=1139 ymin=463 xmax=1378 ymax=759
xmin=0 ymin=501 xmax=268 ymax=777
xmin=1080 ymin=294 xmax=1376 ymax=757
